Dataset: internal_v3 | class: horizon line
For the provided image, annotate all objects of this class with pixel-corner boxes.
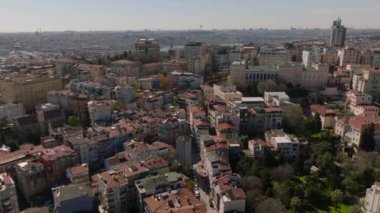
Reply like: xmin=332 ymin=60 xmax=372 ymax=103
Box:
xmin=2 ymin=27 xmax=380 ymax=34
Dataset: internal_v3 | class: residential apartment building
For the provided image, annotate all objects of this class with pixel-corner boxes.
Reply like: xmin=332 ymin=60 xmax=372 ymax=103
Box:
xmin=111 ymin=60 xmax=139 ymax=79
xmin=335 ymin=115 xmax=380 ymax=149
xmin=39 ymin=145 xmax=77 ymax=187
xmin=143 ymin=188 xmax=206 ymax=213
xmin=66 ymin=164 xmax=89 ymax=184
xmin=176 ymin=136 xmax=192 ymax=167
xmin=211 ymin=174 xmax=246 ymax=213
xmin=310 ymin=104 xmax=337 ymax=129
xmin=338 ymin=47 xmax=360 ymax=67
xmin=15 ymin=161 xmax=47 ymax=202
xmin=158 ymin=118 xmax=189 ymax=145
xmin=352 ymin=68 xmax=380 ymax=100
xmin=239 ymin=106 xmax=282 ymax=136
xmin=0 ymin=173 xmax=19 ymax=213
xmin=213 ymin=84 xmax=242 ymax=103
xmin=88 ymin=100 xmax=113 ymax=125
xmin=135 ymin=172 xmax=186 ymax=211
xmin=52 ymin=184 xmax=94 ymax=213
xmin=188 ymin=56 xmax=206 ymax=74
xmin=264 ymin=91 xmax=290 ymax=107
xmin=184 ymin=42 xmax=204 ymax=60
xmin=364 ymin=181 xmax=380 ymax=213
xmin=134 ymin=38 xmax=160 ymax=63
xmin=265 ymin=129 xmax=302 ymax=160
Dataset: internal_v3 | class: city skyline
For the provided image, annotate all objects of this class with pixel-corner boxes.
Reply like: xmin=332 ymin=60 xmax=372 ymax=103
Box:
xmin=1 ymin=0 xmax=380 ymax=32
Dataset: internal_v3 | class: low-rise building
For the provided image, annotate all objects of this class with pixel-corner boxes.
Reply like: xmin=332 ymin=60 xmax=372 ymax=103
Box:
xmin=265 ymin=129 xmax=304 ymax=160
xmin=264 ymin=92 xmax=290 ymax=107
xmin=310 ymin=104 xmax=337 ymax=129
xmin=0 ymin=173 xmax=19 ymax=213
xmin=135 ymin=172 xmax=186 ymax=211
xmin=213 ymin=84 xmax=242 ymax=103
xmin=335 ymin=115 xmax=380 ymax=149
xmin=211 ymin=174 xmax=246 ymax=213
xmin=143 ymin=188 xmax=206 ymax=213
xmin=66 ymin=164 xmax=89 ymax=184
xmin=52 ymin=184 xmax=94 ymax=213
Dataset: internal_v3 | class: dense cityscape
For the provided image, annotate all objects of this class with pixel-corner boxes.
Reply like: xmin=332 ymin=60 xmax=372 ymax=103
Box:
xmin=1 ymin=12 xmax=380 ymax=213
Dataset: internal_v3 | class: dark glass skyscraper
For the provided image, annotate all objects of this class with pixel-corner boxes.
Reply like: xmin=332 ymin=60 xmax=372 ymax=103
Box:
xmin=330 ymin=17 xmax=346 ymax=48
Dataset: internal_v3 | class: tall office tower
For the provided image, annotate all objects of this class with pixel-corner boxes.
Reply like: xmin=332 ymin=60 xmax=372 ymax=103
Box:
xmin=330 ymin=18 xmax=347 ymax=48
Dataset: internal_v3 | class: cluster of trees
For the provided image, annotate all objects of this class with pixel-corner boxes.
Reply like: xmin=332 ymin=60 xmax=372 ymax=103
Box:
xmin=0 ymin=118 xmax=19 ymax=151
xmin=236 ymin=124 xmax=376 ymax=212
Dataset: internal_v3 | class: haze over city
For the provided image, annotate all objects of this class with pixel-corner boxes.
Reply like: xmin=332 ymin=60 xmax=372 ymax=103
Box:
xmin=1 ymin=0 xmax=380 ymax=32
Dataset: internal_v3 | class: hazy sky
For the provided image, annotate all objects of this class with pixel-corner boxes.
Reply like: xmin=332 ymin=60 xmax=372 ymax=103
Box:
xmin=1 ymin=0 xmax=380 ymax=32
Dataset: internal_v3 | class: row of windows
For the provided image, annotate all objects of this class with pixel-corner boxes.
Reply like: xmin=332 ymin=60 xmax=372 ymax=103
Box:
xmin=245 ymin=73 xmax=277 ymax=81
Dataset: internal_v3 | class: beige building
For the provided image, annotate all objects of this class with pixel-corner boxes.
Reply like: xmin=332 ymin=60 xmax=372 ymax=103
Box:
xmin=229 ymin=62 xmax=278 ymax=88
xmin=0 ymin=103 xmax=25 ymax=123
xmin=278 ymin=63 xmax=330 ymax=88
xmin=310 ymin=104 xmax=336 ymax=129
xmin=258 ymin=48 xmax=288 ymax=66
xmin=213 ymin=84 xmax=242 ymax=103
xmin=0 ymin=74 xmax=63 ymax=112
xmin=338 ymin=47 xmax=360 ymax=67
xmin=335 ymin=115 xmax=380 ymax=149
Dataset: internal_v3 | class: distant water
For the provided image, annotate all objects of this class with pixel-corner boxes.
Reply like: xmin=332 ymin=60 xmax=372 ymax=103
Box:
xmin=160 ymin=43 xmax=243 ymax=52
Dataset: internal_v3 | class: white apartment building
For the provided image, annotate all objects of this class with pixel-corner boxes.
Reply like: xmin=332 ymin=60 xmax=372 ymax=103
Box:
xmin=270 ymin=135 xmax=300 ymax=159
xmin=352 ymin=68 xmax=380 ymax=100
xmin=264 ymin=92 xmax=290 ymax=107
xmin=87 ymin=100 xmax=112 ymax=125
xmin=302 ymin=47 xmax=321 ymax=68
xmin=364 ymin=182 xmax=380 ymax=213
xmin=346 ymin=91 xmax=372 ymax=107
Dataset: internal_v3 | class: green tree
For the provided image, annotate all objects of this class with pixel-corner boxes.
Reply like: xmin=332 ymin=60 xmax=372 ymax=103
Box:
xmin=314 ymin=113 xmax=322 ymax=132
xmin=350 ymin=205 xmax=363 ymax=213
xmin=256 ymin=198 xmax=287 ymax=213
xmin=67 ymin=115 xmax=80 ymax=127
xmin=330 ymin=189 xmax=343 ymax=209
xmin=359 ymin=123 xmax=375 ymax=152
xmin=282 ymin=104 xmax=305 ymax=134
xmin=290 ymin=196 xmax=302 ymax=213
xmin=257 ymin=80 xmax=277 ymax=95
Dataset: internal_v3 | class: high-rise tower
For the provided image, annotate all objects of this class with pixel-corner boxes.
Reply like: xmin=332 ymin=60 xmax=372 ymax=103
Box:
xmin=330 ymin=17 xmax=347 ymax=48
